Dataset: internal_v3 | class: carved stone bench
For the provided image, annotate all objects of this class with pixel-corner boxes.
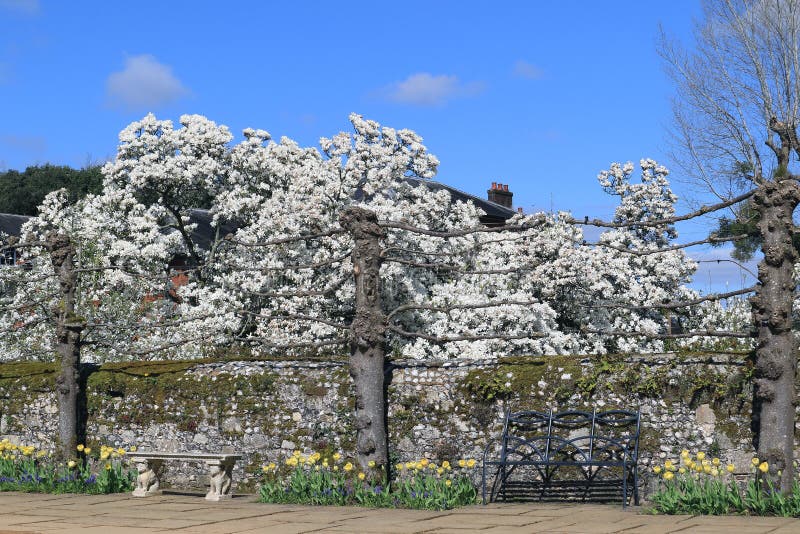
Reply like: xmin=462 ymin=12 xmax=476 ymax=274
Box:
xmin=128 ymin=451 xmax=243 ymax=501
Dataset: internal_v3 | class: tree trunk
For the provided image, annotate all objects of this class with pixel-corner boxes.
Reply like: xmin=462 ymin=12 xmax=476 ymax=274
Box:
xmin=46 ymin=233 xmax=84 ymax=461
xmin=339 ymin=207 xmax=388 ymax=478
xmin=751 ymin=179 xmax=800 ymax=493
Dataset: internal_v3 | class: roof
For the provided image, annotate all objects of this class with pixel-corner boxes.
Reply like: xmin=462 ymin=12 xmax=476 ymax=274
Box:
xmin=0 ymin=178 xmax=514 ymax=244
xmin=0 ymin=213 xmax=31 ymax=237
xmin=403 ymin=178 xmax=515 ymax=222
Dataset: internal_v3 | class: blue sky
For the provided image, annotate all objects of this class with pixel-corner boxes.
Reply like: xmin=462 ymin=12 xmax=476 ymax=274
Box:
xmin=0 ymin=0 xmax=755 ymax=292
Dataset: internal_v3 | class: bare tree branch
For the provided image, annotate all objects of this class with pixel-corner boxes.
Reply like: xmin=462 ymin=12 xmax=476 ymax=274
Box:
xmin=584 ymin=286 xmax=757 ymax=310
xmin=380 ymin=217 xmax=547 ymax=238
xmin=387 ymin=325 xmax=546 ymax=343
xmin=574 ymin=189 xmax=756 ymax=228
xmin=236 ymin=309 xmax=350 ymax=330
xmin=578 ymin=326 xmax=754 ymax=339
xmin=583 ymin=234 xmax=750 ymax=255
xmin=225 ymin=228 xmax=346 ymax=247
xmin=388 ymin=299 xmax=543 ymax=320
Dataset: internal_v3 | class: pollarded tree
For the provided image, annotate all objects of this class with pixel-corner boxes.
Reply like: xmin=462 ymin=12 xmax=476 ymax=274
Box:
xmin=661 ymin=0 xmax=800 ymax=491
xmin=0 ymin=190 xmax=174 ymax=459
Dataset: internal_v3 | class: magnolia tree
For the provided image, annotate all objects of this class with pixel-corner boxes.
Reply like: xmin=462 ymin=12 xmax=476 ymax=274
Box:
xmin=2 ymin=110 xmax=739 ymax=474
xmin=0 ymin=190 xmax=177 ymax=458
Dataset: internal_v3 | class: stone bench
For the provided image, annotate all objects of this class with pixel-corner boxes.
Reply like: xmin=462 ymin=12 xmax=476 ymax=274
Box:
xmin=128 ymin=451 xmax=243 ymax=501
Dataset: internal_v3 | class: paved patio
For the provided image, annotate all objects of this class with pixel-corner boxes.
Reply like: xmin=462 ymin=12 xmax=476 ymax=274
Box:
xmin=1 ymin=492 xmax=799 ymax=533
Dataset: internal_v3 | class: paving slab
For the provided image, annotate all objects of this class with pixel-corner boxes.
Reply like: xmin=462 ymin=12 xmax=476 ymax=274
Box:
xmin=3 ymin=492 xmax=800 ymax=533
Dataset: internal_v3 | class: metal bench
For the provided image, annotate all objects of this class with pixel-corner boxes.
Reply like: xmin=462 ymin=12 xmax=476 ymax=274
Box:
xmin=481 ymin=408 xmax=641 ymax=507
xmin=128 ymin=451 xmax=243 ymax=501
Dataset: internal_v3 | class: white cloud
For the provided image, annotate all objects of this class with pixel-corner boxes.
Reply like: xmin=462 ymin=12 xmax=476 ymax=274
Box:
xmin=0 ymin=0 xmax=40 ymax=15
xmin=383 ymin=73 xmax=484 ymax=106
xmin=106 ymin=54 xmax=189 ymax=111
xmin=513 ymin=60 xmax=544 ymax=80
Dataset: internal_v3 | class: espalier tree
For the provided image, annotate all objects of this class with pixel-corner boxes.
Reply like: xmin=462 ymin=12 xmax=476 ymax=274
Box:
xmin=2 ymin=112 xmax=751 ymax=476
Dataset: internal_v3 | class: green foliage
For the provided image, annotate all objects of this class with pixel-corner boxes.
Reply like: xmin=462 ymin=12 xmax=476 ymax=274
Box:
xmin=258 ymin=453 xmax=478 ymax=510
xmin=0 ymin=165 xmax=103 ymax=216
xmin=650 ymin=454 xmax=800 ymax=517
xmin=0 ymin=440 xmax=134 ymax=494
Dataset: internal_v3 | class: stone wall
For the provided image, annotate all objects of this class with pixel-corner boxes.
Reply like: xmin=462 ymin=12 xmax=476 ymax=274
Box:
xmin=0 ymin=352 xmax=780 ymax=495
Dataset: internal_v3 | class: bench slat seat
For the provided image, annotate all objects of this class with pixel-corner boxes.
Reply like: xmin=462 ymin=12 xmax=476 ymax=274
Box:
xmin=482 ymin=408 xmax=640 ymax=508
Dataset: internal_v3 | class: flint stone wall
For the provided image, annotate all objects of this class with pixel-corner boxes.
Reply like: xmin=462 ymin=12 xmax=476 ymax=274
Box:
xmin=0 ymin=352 xmax=780 ymax=494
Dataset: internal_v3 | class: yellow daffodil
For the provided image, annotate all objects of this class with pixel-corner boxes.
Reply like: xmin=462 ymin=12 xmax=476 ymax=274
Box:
xmin=84 ymin=447 xmax=91 ymax=455
xmin=696 ymin=452 xmax=706 ymax=461
xmin=293 ymin=450 xmax=301 ymax=458
xmin=344 ymin=462 xmax=353 ymax=472
xmin=67 ymin=460 xmax=76 ymax=468
xmin=358 ymin=472 xmax=366 ymax=480
xmin=711 ymin=468 xmax=719 ymax=477
xmin=664 ymin=460 xmax=673 ymax=470
xmin=405 ymin=461 xmax=415 ymax=470
xmin=703 ymin=465 xmax=711 ymax=474
xmin=105 ymin=463 xmax=112 ymax=471
xmin=100 ymin=452 xmax=110 ymax=460
xmin=442 ymin=461 xmax=451 ymax=469
xmin=117 ymin=448 xmax=126 ymax=455
xmin=664 ymin=471 xmax=674 ymax=481
xmin=679 ymin=467 xmax=686 ymax=474
xmin=419 ymin=458 xmax=429 ymax=467
xmin=368 ymin=460 xmax=376 ymax=468
xmin=333 ymin=465 xmax=339 ymax=471
xmin=445 ymin=479 xmax=452 ymax=487
xmin=76 ymin=444 xmax=84 ymax=452
xmin=437 ymin=467 xmax=444 ymax=475
xmin=653 ymin=466 xmax=662 ymax=474
xmin=712 ymin=458 xmax=720 ymax=466
xmin=759 ymin=462 xmax=769 ymax=473
xmin=130 ymin=446 xmax=137 ymax=452
xmin=458 ymin=459 xmax=467 ymax=468
xmin=333 ymin=453 xmax=341 ymax=461
xmin=726 ymin=464 xmax=735 ymax=473
xmin=322 ymin=460 xmax=329 ymax=468
xmin=680 ymin=449 xmax=690 ymax=458
xmin=467 ymin=459 xmax=476 ymax=468
xmin=396 ymin=463 xmax=404 ymax=471
xmin=752 ymin=457 xmax=760 ymax=466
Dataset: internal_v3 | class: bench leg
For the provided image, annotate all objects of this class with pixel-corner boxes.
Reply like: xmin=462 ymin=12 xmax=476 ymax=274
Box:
xmin=205 ymin=460 xmax=235 ymax=501
xmin=132 ymin=459 xmax=163 ymax=497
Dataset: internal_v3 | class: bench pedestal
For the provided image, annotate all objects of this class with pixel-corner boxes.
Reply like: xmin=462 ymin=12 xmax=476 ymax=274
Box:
xmin=128 ymin=452 xmax=242 ymax=501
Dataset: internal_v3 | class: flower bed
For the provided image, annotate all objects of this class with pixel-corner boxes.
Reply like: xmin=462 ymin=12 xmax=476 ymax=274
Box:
xmin=0 ymin=439 xmax=134 ymax=494
xmin=649 ymin=449 xmax=800 ymax=516
xmin=258 ymin=451 xmax=478 ymax=510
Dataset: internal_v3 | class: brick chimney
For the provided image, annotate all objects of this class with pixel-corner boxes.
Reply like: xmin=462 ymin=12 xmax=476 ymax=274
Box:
xmin=487 ymin=182 xmax=513 ymax=208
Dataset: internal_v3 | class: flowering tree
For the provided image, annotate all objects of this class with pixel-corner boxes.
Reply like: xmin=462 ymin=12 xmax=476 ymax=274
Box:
xmin=0 ymin=190 xmax=173 ymax=458
xmin=1 ymin=110 xmax=743 ymax=475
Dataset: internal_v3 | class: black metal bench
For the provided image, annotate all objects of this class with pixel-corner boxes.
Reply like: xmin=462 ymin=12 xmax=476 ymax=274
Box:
xmin=481 ymin=408 xmax=641 ymax=507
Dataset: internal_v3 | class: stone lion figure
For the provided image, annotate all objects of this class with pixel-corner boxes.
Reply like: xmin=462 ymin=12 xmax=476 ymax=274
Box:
xmin=206 ymin=463 xmax=232 ymax=500
xmin=133 ymin=461 xmax=159 ymax=497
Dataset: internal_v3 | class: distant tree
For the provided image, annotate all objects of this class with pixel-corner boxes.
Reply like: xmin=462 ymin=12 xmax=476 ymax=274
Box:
xmin=0 ymin=165 xmax=103 ymax=215
xmin=661 ymin=0 xmax=800 ymax=492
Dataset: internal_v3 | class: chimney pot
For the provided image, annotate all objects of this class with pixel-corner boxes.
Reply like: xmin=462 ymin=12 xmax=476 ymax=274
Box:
xmin=503 ymin=184 xmax=509 ymax=192
xmin=491 ymin=181 xmax=497 ymax=190
xmin=517 ymin=207 xmax=523 ymax=214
